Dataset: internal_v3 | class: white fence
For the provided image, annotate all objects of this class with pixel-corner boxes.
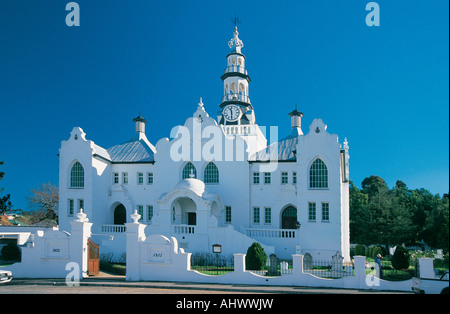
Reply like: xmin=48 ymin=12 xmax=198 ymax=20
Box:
xmin=125 ymin=219 xmax=419 ymax=292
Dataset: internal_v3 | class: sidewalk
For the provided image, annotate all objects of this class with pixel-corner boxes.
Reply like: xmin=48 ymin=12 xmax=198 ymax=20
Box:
xmin=6 ymin=272 xmax=408 ymax=294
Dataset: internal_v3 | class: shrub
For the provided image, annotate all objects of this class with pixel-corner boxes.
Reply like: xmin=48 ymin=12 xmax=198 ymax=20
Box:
xmin=391 ymin=245 xmax=409 ymax=271
xmin=245 ymin=242 xmax=267 ymax=270
xmin=373 ymin=246 xmax=383 ymax=258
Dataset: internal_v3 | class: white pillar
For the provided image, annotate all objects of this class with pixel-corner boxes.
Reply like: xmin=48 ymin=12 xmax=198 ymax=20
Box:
xmin=418 ymin=257 xmax=435 ymax=279
xmin=125 ymin=210 xmax=146 ymax=281
xmin=233 ymin=253 xmax=246 ymax=273
xmin=292 ymin=254 xmax=303 ymax=276
xmin=69 ymin=209 xmax=93 ymax=279
xmin=353 ymin=256 xmax=366 ymax=278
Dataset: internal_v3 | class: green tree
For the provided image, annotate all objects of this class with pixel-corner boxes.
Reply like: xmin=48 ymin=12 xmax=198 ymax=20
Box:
xmin=391 ymin=245 xmax=409 ymax=271
xmin=0 ymin=160 xmax=5 ymax=184
xmin=0 ymin=159 xmax=13 ymax=216
xmin=245 ymin=242 xmax=267 ymax=270
xmin=349 ymin=180 xmax=369 ymax=244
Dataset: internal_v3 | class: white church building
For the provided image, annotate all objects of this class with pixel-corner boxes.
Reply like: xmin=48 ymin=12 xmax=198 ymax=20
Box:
xmin=58 ymin=26 xmax=351 ymax=261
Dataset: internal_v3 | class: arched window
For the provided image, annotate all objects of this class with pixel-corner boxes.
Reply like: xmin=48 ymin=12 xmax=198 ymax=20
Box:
xmin=204 ymin=162 xmax=219 ymax=184
xmin=281 ymin=206 xmax=297 ymax=229
xmin=239 ymin=83 xmax=245 ymax=95
xmin=309 ymin=158 xmax=328 ymax=189
xmin=70 ymin=161 xmax=84 ymax=188
xmin=230 ymin=82 xmax=237 ymax=94
xmin=182 ymin=162 xmax=197 ymax=179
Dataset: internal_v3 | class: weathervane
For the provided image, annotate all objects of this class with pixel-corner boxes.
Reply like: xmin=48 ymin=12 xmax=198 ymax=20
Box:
xmin=231 ymin=13 xmax=241 ymax=27
xmin=228 ymin=13 xmax=244 ymax=50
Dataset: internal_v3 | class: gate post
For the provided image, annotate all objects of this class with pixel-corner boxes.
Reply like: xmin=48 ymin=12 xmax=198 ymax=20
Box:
xmin=69 ymin=209 xmax=93 ymax=279
xmin=292 ymin=254 xmax=304 ymax=276
xmin=233 ymin=253 xmax=246 ymax=273
xmin=125 ymin=210 xmax=146 ymax=281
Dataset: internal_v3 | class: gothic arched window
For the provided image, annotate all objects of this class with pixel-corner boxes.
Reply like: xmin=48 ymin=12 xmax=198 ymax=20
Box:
xmin=70 ymin=161 xmax=84 ymax=188
xmin=309 ymin=158 xmax=328 ymax=189
xmin=182 ymin=162 xmax=197 ymax=179
xmin=204 ymin=162 xmax=219 ymax=184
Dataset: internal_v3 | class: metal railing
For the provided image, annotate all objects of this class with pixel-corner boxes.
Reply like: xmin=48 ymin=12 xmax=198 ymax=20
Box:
xmin=190 ymin=252 xmax=234 ymax=276
xmin=221 ymin=93 xmax=251 ymax=103
xmin=224 ymin=65 xmax=248 ymax=75
xmin=303 ymin=259 xmax=354 ymax=278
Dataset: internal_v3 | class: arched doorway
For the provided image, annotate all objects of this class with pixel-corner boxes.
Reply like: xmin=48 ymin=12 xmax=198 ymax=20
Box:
xmin=114 ymin=204 xmax=126 ymax=225
xmin=171 ymin=197 xmax=197 ymax=225
xmin=281 ymin=206 xmax=297 ymax=229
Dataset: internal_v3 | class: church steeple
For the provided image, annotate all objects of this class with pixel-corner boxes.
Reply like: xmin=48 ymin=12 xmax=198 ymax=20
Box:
xmin=218 ymin=25 xmax=254 ymax=126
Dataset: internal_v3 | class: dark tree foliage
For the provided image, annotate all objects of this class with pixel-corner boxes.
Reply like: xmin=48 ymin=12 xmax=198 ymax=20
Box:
xmin=350 ymin=176 xmax=449 ymax=253
xmin=245 ymin=242 xmax=267 ymax=270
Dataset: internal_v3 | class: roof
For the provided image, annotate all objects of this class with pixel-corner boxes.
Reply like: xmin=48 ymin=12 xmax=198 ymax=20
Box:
xmin=106 ymin=135 xmax=156 ymax=163
xmin=251 ymin=133 xmax=298 ymax=162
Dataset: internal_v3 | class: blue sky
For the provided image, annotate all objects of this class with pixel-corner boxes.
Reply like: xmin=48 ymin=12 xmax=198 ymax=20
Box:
xmin=0 ymin=0 xmax=448 ymax=211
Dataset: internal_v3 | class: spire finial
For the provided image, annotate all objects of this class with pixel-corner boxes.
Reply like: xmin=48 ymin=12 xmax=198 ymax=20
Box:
xmin=228 ymin=15 xmax=244 ymax=52
xmin=231 ymin=12 xmax=241 ymax=28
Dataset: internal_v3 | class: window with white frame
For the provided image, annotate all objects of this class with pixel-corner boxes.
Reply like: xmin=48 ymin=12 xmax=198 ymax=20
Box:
xmin=70 ymin=161 xmax=84 ymax=188
xmin=309 ymin=158 xmax=328 ymax=189
xmin=204 ymin=162 xmax=219 ymax=184
xmin=147 ymin=205 xmax=153 ymax=222
xmin=308 ymin=202 xmax=316 ymax=221
xmin=147 ymin=172 xmax=153 ymax=184
xmin=264 ymin=207 xmax=271 ymax=224
xmin=137 ymin=172 xmax=144 ymax=185
xmin=264 ymin=172 xmax=271 ymax=184
xmin=225 ymin=206 xmax=231 ymax=223
xmin=182 ymin=162 xmax=197 ymax=179
xmin=281 ymin=172 xmax=288 ymax=184
xmin=292 ymin=172 xmax=297 ymax=185
xmin=253 ymin=207 xmax=260 ymax=224
xmin=137 ymin=205 xmax=144 ymax=221
xmin=78 ymin=199 xmax=84 ymax=212
xmin=113 ymin=172 xmax=119 ymax=184
xmin=322 ymin=202 xmax=330 ymax=221
xmin=253 ymin=172 xmax=260 ymax=184
xmin=122 ymin=172 xmax=128 ymax=184
xmin=68 ymin=199 xmax=74 ymax=217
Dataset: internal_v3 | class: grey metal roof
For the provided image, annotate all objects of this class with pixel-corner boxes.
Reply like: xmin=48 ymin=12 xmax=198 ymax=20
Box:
xmin=106 ymin=135 xmax=156 ymax=163
xmin=251 ymin=133 xmax=298 ymax=162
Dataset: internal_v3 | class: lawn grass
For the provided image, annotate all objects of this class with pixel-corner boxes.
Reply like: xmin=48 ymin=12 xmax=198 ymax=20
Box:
xmin=99 ymin=262 xmax=126 ymax=275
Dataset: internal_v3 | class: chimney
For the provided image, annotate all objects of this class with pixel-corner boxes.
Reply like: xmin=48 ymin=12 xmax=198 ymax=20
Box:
xmin=133 ymin=115 xmax=147 ymax=135
xmin=288 ymin=107 xmax=304 ymax=136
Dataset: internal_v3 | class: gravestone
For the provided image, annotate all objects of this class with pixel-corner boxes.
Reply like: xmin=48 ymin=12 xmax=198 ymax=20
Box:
xmin=331 ymin=251 xmax=343 ymax=272
xmin=303 ymin=253 xmax=313 ymax=271
xmin=280 ymin=261 xmax=289 ymax=274
xmin=268 ymin=254 xmax=279 ymax=276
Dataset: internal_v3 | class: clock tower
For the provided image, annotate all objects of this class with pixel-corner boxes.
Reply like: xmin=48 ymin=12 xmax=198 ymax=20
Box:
xmin=218 ymin=25 xmax=255 ymax=130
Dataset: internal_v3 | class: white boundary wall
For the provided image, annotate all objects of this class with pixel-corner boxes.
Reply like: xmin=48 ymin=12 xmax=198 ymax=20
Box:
xmin=126 ymin=220 xmax=417 ymax=292
xmin=1 ymin=211 xmax=92 ymax=279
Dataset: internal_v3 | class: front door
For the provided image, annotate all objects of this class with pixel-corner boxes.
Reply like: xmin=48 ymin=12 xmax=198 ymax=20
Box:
xmin=114 ymin=204 xmax=126 ymax=225
xmin=188 ymin=212 xmax=197 ymax=225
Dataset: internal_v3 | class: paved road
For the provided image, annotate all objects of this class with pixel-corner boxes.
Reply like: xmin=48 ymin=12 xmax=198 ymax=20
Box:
xmin=0 ymin=279 xmax=411 ymax=294
xmin=0 ymin=283 xmax=249 ymax=294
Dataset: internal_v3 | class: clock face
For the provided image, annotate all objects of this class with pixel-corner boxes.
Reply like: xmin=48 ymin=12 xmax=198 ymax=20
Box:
xmin=223 ymin=105 xmax=241 ymax=122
